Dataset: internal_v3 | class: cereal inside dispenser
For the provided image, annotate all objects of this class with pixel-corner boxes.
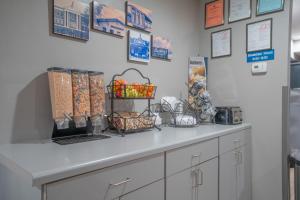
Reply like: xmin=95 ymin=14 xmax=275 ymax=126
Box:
xmin=89 ymin=71 xmax=105 ymax=132
xmin=47 ymin=67 xmax=73 ymax=129
xmin=72 ymin=70 xmax=91 ymax=128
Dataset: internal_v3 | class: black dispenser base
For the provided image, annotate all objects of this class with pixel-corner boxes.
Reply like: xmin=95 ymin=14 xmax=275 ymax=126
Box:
xmin=51 ymin=119 xmax=93 ymax=139
xmin=51 ymin=119 xmax=110 ymax=145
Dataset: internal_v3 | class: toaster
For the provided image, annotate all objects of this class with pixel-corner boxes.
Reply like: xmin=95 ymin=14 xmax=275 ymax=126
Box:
xmin=215 ymin=107 xmax=243 ymax=125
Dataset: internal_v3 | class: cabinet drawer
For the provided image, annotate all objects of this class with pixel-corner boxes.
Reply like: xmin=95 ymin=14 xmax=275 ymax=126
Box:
xmin=120 ymin=180 xmax=164 ymax=200
xmin=46 ymin=153 xmax=164 ymax=200
xmin=219 ymin=129 xmax=250 ymax=155
xmin=166 ymin=138 xmax=218 ymax=176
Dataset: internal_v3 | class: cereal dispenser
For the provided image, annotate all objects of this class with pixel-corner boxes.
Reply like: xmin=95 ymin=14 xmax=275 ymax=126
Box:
xmin=89 ymin=71 xmax=105 ymax=133
xmin=48 ymin=67 xmax=73 ymax=129
xmin=48 ymin=68 xmax=110 ymax=145
xmin=71 ymin=70 xmax=91 ymax=128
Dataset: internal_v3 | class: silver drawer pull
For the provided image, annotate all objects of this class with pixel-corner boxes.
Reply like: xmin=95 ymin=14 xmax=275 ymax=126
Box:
xmin=233 ymin=139 xmax=241 ymax=148
xmin=192 ymin=154 xmax=201 ymax=158
xmin=191 ymin=154 xmax=202 ymax=167
xmin=197 ymin=168 xmax=204 ymax=186
xmin=192 ymin=168 xmax=204 ymax=186
xmin=110 ymin=178 xmax=132 ymax=187
xmin=239 ymin=151 xmax=243 ymax=164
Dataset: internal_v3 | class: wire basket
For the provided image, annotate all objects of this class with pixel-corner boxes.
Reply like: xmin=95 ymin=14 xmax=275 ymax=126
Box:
xmin=161 ymin=98 xmax=199 ymax=128
xmin=107 ymin=84 xmax=157 ymax=99
xmin=107 ymin=110 xmax=156 ymax=133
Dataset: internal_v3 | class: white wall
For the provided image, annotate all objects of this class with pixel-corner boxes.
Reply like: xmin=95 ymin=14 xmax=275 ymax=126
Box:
xmin=198 ymin=0 xmax=291 ymax=200
xmin=0 ymin=0 xmax=201 ymax=144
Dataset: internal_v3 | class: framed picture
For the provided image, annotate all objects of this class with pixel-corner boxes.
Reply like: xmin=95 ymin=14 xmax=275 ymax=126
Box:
xmin=205 ymin=0 xmax=224 ymax=29
xmin=257 ymin=0 xmax=284 ymax=16
xmin=128 ymin=30 xmax=151 ymax=63
xmin=211 ymin=28 xmax=232 ymax=58
xmin=126 ymin=1 xmax=153 ymax=32
xmin=92 ymin=2 xmax=125 ymax=37
xmin=188 ymin=56 xmax=208 ymax=105
xmin=229 ymin=0 xmax=251 ymax=23
xmin=53 ymin=0 xmax=90 ymax=41
xmin=151 ymin=36 xmax=173 ymax=60
xmin=247 ymin=19 xmax=272 ymax=53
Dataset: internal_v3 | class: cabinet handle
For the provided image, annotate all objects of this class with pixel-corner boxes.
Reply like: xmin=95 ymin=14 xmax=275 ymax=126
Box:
xmin=234 ymin=151 xmax=239 ymax=163
xmin=239 ymin=151 xmax=243 ymax=164
xmin=192 ymin=154 xmax=201 ymax=158
xmin=110 ymin=178 xmax=132 ymax=187
xmin=191 ymin=153 xmax=202 ymax=161
xmin=192 ymin=154 xmax=202 ymax=160
xmin=234 ymin=151 xmax=243 ymax=165
xmin=233 ymin=139 xmax=241 ymax=147
xmin=197 ymin=168 xmax=204 ymax=186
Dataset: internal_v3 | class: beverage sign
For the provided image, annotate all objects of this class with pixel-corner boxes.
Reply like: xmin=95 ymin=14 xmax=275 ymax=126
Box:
xmin=247 ymin=49 xmax=275 ymax=63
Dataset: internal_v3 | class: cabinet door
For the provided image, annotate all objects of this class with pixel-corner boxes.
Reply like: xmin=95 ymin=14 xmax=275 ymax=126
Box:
xmin=197 ymin=158 xmax=218 ymax=200
xmin=120 ymin=180 xmax=164 ymax=200
xmin=220 ymin=145 xmax=251 ymax=200
xmin=237 ymin=144 xmax=251 ymax=200
xmin=166 ymin=158 xmax=218 ymax=200
xmin=219 ymin=150 xmax=238 ymax=200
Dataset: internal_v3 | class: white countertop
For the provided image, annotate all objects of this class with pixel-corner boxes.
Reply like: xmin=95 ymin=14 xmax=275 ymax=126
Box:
xmin=0 ymin=124 xmax=251 ymax=187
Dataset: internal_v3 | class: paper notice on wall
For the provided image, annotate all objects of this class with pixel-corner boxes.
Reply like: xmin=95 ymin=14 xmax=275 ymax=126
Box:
xmin=247 ymin=19 xmax=272 ymax=52
xmin=212 ymin=29 xmax=231 ymax=58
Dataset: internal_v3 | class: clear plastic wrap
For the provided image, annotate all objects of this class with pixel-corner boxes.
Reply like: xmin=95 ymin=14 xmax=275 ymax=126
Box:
xmin=48 ymin=67 xmax=73 ymax=129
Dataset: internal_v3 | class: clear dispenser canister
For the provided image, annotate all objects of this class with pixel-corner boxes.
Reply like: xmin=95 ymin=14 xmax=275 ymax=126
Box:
xmin=47 ymin=67 xmax=73 ymax=129
xmin=89 ymin=71 xmax=105 ymax=128
xmin=72 ymin=70 xmax=91 ymax=128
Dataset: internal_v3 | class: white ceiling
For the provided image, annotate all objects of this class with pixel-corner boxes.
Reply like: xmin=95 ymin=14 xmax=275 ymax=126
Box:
xmin=292 ymin=0 xmax=300 ymax=40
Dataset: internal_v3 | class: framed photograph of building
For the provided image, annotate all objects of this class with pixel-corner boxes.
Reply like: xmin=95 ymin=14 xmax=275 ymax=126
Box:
xmin=92 ymin=2 xmax=125 ymax=37
xmin=53 ymin=0 xmax=90 ymax=41
xmin=128 ymin=30 xmax=151 ymax=63
xmin=257 ymin=0 xmax=284 ymax=16
xmin=126 ymin=1 xmax=153 ymax=32
xmin=151 ymin=35 xmax=173 ymax=60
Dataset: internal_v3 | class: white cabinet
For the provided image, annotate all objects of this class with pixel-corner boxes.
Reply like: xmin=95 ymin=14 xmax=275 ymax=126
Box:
xmin=46 ymin=154 xmax=164 ymax=200
xmin=219 ymin=149 xmax=238 ymax=200
xmin=43 ymin=129 xmax=250 ymax=200
xmin=166 ymin=158 xmax=218 ymax=200
xmin=237 ymin=144 xmax=251 ymax=200
xmin=120 ymin=180 xmax=164 ymax=200
xmin=0 ymin=126 xmax=252 ymax=200
xmin=219 ymin=130 xmax=251 ymax=200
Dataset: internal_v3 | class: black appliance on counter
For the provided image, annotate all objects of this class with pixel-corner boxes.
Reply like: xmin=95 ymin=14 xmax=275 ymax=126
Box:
xmin=215 ymin=107 xmax=243 ymax=125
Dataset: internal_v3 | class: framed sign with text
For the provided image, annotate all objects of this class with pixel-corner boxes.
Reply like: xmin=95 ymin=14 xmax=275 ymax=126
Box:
xmin=205 ymin=0 xmax=224 ymax=29
xmin=229 ymin=0 xmax=251 ymax=23
xmin=257 ymin=0 xmax=284 ymax=16
xmin=211 ymin=28 xmax=232 ymax=58
xmin=247 ymin=19 xmax=272 ymax=53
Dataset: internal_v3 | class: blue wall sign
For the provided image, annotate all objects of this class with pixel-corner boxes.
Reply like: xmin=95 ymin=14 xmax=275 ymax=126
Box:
xmin=247 ymin=49 xmax=275 ymax=63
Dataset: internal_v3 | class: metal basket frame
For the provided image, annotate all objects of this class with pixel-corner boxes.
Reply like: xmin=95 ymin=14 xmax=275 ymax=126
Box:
xmin=107 ymin=68 xmax=161 ymax=136
xmin=161 ymin=98 xmax=200 ymax=128
xmin=107 ymin=109 xmax=157 ymax=133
